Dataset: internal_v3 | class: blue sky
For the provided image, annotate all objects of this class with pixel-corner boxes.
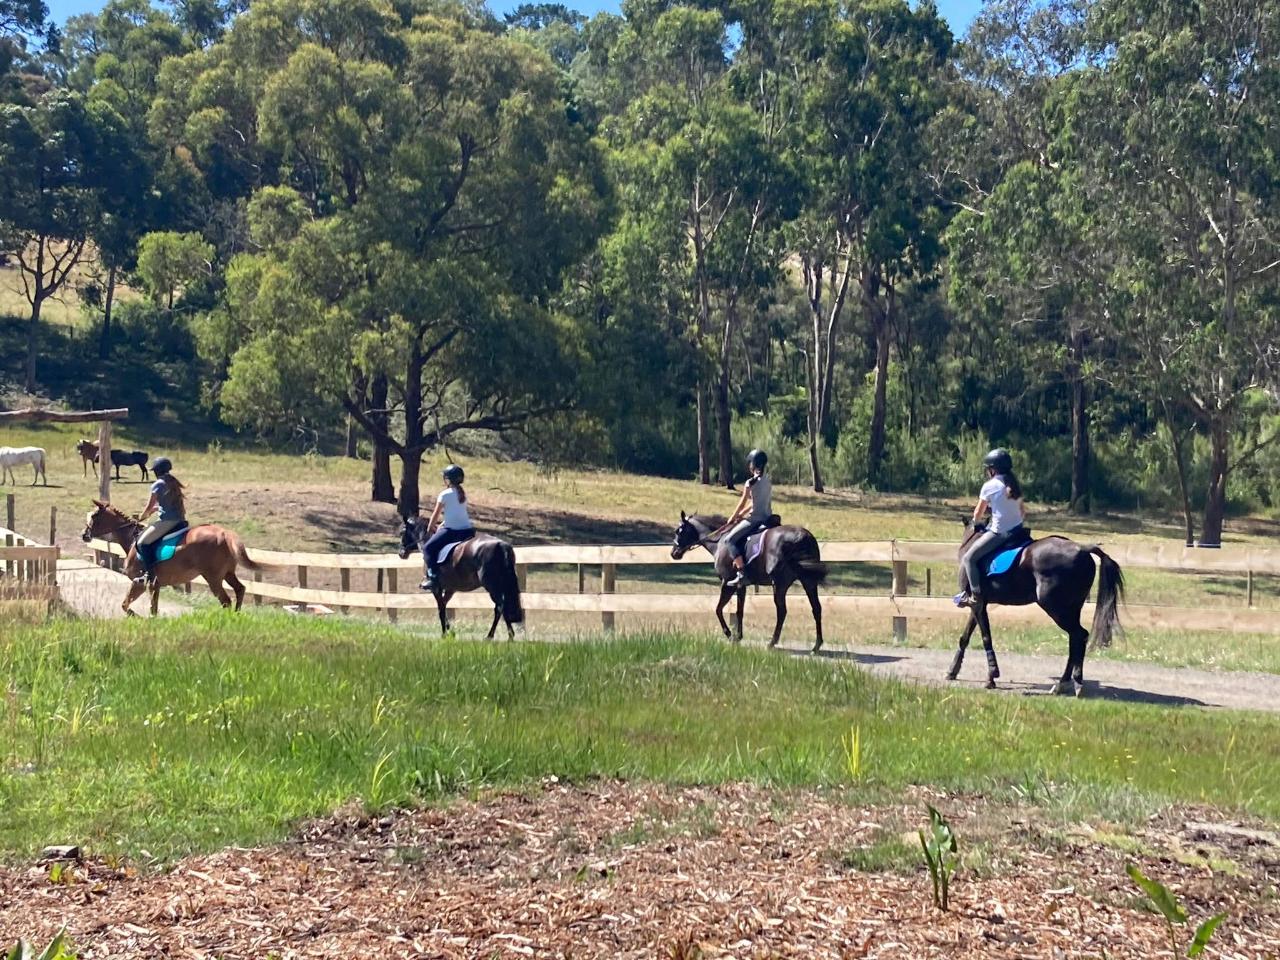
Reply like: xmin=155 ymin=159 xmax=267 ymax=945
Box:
xmin=49 ymin=0 xmax=984 ymax=36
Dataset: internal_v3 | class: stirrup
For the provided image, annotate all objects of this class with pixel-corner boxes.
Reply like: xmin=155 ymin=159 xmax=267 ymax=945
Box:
xmin=952 ymin=591 xmax=975 ymax=608
xmin=726 ymin=570 xmax=747 ymax=589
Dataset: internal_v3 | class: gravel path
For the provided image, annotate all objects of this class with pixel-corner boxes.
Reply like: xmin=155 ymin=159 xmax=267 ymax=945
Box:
xmin=800 ymin=640 xmax=1280 ymax=713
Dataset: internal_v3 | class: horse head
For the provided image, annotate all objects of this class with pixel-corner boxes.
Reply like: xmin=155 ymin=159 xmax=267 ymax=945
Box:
xmin=398 ymin=515 xmax=426 ymax=559
xmin=83 ymin=500 xmax=134 ymax=544
xmin=671 ymin=510 xmax=706 ymax=560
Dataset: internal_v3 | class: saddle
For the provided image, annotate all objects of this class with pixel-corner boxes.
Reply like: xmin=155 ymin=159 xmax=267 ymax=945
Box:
xmin=743 ymin=514 xmax=782 ymax=566
xmin=984 ymin=526 xmax=1034 ymax=577
xmin=140 ymin=522 xmax=190 ymax=567
xmin=424 ymin=533 xmax=478 ymax=566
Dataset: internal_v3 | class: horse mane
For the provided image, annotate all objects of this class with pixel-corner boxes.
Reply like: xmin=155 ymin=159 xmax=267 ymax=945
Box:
xmin=97 ymin=502 xmax=136 ymax=523
xmin=690 ymin=514 xmax=728 ymax=529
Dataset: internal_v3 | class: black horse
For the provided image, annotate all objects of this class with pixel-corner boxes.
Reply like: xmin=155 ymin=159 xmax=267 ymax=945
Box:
xmin=399 ymin=516 xmax=524 ymax=639
xmin=948 ymin=520 xmax=1124 ymax=695
xmin=671 ymin=512 xmax=827 ymax=652
xmin=98 ymin=449 xmax=149 ymax=481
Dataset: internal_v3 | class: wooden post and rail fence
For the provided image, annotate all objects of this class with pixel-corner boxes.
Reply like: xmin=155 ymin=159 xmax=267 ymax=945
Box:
xmin=81 ymin=532 xmax=1280 ymax=638
xmin=1 ymin=494 xmax=60 ymax=606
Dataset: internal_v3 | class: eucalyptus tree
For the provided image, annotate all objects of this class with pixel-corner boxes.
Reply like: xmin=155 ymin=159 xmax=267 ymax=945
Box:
xmin=790 ymin=0 xmax=951 ymax=489
xmin=161 ymin=0 xmax=606 ymax=514
xmin=1071 ymin=0 xmax=1280 ymax=543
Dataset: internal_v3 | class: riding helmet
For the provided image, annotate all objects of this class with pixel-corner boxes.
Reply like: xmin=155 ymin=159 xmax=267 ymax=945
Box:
xmin=151 ymin=457 xmax=173 ymax=476
xmin=747 ymin=448 xmax=768 ymax=471
xmin=982 ymin=448 xmax=1013 ymax=474
xmin=442 ymin=464 xmax=465 ymax=484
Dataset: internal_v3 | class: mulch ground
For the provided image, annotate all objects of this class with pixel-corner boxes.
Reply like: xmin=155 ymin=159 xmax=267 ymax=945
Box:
xmin=3 ymin=782 xmax=1279 ymax=959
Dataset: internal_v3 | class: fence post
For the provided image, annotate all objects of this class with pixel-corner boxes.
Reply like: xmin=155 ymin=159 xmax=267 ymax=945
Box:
xmin=49 ymin=505 xmax=56 ymax=547
xmin=5 ymin=492 xmax=14 ymax=534
xmin=891 ymin=546 xmax=908 ymax=645
xmin=577 ymin=563 xmax=585 ymax=594
xmin=1247 ymin=569 xmax=1254 ymax=608
xmin=516 ymin=564 xmax=527 ymax=592
xmin=386 ymin=568 xmax=398 ymax=622
xmin=601 ymin=562 xmax=616 ymax=632
xmin=925 ymin=567 xmax=932 ymax=598
xmin=297 ymin=565 xmax=308 ymax=590
xmin=4 ymin=531 xmax=12 ymax=579
xmin=252 ymin=569 xmax=262 ymax=606
xmin=339 ymin=568 xmax=350 ymax=614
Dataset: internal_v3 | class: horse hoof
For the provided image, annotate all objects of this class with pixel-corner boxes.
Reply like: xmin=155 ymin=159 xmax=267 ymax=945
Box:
xmin=985 ymin=679 xmax=997 ymax=690
xmin=811 ymin=642 xmax=823 ymax=655
xmin=990 ymin=667 xmax=1001 ymax=679
xmin=945 ymin=671 xmax=958 ymax=682
xmin=1051 ymin=681 xmax=1075 ymax=697
xmin=1074 ymin=683 xmax=1086 ymax=699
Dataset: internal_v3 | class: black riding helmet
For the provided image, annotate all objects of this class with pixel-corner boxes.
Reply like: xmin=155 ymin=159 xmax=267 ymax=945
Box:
xmin=747 ymin=448 xmax=768 ymax=471
xmin=442 ymin=464 xmax=465 ymax=484
xmin=982 ymin=448 xmax=1013 ymax=474
xmin=151 ymin=457 xmax=173 ymax=476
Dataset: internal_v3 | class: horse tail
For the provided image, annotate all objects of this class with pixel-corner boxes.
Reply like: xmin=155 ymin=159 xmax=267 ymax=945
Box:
xmin=498 ymin=541 xmax=524 ymax=624
xmin=1089 ymin=546 xmax=1124 ymax=649
xmin=233 ymin=536 xmax=261 ymax=572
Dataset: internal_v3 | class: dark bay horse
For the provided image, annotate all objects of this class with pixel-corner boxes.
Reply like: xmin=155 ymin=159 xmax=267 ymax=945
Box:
xmin=399 ymin=516 xmax=524 ymax=639
xmin=948 ymin=521 xmax=1124 ymax=695
xmin=82 ymin=500 xmax=257 ymax=616
xmin=671 ymin=512 xmax=827 ymax=652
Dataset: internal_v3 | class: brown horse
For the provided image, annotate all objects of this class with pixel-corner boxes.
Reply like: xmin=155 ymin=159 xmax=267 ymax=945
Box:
xmin=76 ymin=439 xmax=99 ymax=477
xmin=81 ymin=501 xmax=258 ymax=616
xmin=399 ymin=516 xmax=525 ymax=639
xmin=671 ymin=512 xmax=827 ymax=652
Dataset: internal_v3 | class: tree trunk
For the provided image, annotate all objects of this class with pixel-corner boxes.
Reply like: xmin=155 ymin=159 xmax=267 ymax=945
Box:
xmin=806 ymin=375 xmax=825 ymax=494
xmin=25 ymin=296 xmax=43 ymax=394
xmin=1201 ymin=419 xmax=1229 ymax=547
xmin=715 ymin=309 xmax=734 ymax=489
xmin=696 ymin=381 xmax=710 ymax=485
xmin=1068 ymin=327 xmax=1090 ymax=514
xmin=98 ymin=263 xmax=117 ymax=360
xmin=396 ymin=344 xmax=425 ymax=518
xmin=867 ymin=308 xmax=890 ymax=485
xmin=345 ymin=415 xmax=358 ymax=458
xmin=370 ymin=374 xmax=395 ymax=504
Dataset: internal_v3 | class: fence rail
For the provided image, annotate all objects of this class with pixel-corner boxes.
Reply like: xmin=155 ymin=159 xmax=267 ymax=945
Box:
xmin=1 ymin=523 xmax=59 ymax=603
xmin=85 ymin=534 xmax=1280 ymax=637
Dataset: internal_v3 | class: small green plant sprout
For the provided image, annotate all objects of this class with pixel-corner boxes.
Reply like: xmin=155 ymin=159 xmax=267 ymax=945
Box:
xmin=841 ymin=725 xmax=863 ymax=781
xmin=918 ymin=804 xmax=959 ymax=911
xmin=5 ymin=929 xmax=77 ymax=960
xmin=1125 ymin=864 xmax=1226 ymax=958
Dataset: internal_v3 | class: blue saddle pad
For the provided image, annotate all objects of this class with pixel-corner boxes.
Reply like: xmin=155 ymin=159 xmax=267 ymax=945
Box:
xmin=985 ymin=530 xmax=1033 ymax=577
xmin=744 ymin=529 xmax=768 ymax=566
xmin=154 ymin=523 xmax=189 ymax=563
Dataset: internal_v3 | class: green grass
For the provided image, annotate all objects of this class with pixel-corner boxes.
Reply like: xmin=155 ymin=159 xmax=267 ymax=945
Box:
xmin=2 ymin=614 xmax=1277 ymax=863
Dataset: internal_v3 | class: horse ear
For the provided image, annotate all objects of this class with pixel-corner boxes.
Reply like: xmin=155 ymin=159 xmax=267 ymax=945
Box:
xmin=680 ymin=510 xmax=687 ymax=521
xmin=91 ymin=499 xmax=105 ymax=508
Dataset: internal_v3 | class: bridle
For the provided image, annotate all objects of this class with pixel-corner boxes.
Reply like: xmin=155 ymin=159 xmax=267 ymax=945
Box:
xmin=674 ymin=519 xmax=721 ymax=558
xmin=89 ymin=513 xmax=141 ymax=544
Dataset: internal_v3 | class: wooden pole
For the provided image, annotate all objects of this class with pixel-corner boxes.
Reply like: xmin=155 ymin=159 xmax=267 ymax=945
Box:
xmin=516 ymin=564 xmax=527 ymax=592
xmin=577 ymin=563 xmax=585 ymax=594
xmin=891 ymin=559 xmax=908 ymax=645
xmin=601 ymin=563 xmax=616 ymax=632
xmin=252 ymin=569 xmax=262 ymax=606
xmin=339 ymin=568 xmax=350 ymax=614
xmin=48 ymin=505 xmax=56 ymax=547
xmin=386 ymin=569 xmax=398 ymax=622
xmin=5 ymin=492 xmax=13 ymax=534
xmin=1247 ymin=569 xmax=1254 ymax=608
xmin=97 ymin=419 xmax=112 ymax=503
xmin=925 ymin=567 xmax=932 ymax=598
xmin=3 ymin=532 xmax=12 ymax=579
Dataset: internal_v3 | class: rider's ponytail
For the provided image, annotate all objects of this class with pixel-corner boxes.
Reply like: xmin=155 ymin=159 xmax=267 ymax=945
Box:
xmin=166 ymin=474 xmax=186 ymax=515
xmin=1003 ymin=471 xmax=1023 ymax=501
xmin=454 ymin=481 xmax=466 ymax=505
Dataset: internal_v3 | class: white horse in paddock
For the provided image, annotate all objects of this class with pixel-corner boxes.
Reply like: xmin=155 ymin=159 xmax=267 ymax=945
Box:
xmin=0 ymin=446 xmax=48 ymax=486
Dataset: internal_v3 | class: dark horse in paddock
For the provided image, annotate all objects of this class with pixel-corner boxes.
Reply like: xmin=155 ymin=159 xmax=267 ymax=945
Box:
xmin=949 ymin=521 xmax=1124 ymax=696
xmin=97 ymin=448 xmax=149 ymax=481
xmin=671 ymin=512 xmax=827 ymax=652
xmin=399 ymin=516 xmax=525 ymax=639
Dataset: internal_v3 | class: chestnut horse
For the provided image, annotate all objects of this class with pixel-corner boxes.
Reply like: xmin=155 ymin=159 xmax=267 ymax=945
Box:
xmin=82 ymin=500 xmax=258 ymax=616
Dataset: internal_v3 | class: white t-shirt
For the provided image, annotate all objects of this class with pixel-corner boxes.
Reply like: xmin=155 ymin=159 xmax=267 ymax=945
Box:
xmin=981 ymin=476 xmax=1022 ymax=533
xmin=437 ymin=487 xmax=472 ymax=530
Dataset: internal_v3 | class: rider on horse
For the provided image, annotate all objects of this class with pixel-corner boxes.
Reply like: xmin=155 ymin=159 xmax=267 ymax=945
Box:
xmin=420 ymin=464 xmax=476 ymax=592
xmin=715 ymin=448 xmax=773 ymax=589
xmin=133 ymin=457 xmax=186 ymax=587
xmin=954 ymin=448 xmax=1026 ymax=608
